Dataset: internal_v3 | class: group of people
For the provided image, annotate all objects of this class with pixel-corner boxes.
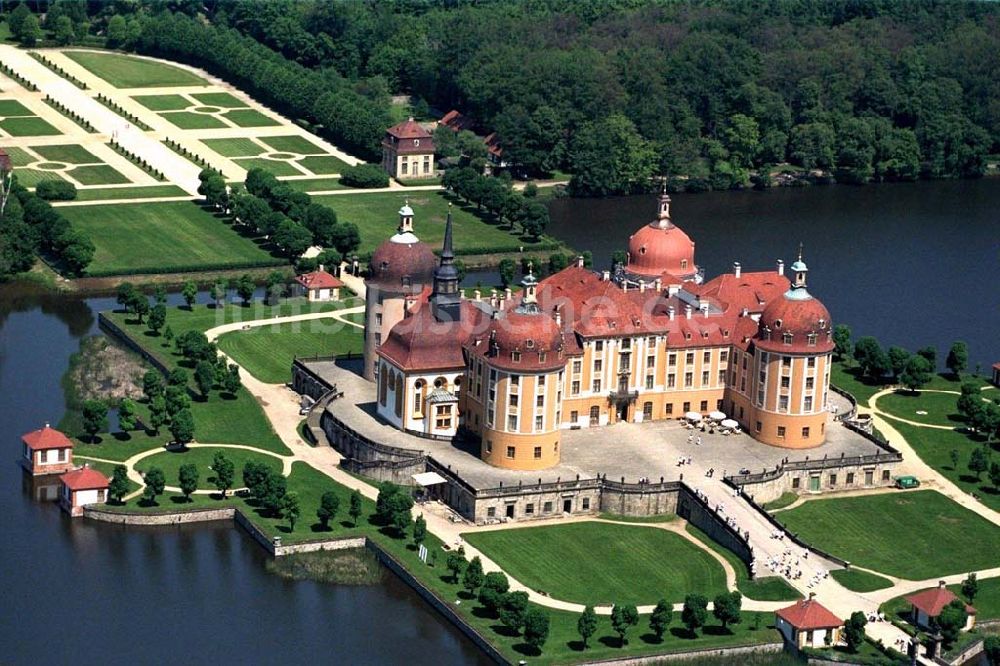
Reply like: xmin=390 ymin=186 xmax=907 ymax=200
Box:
xmin=686 ymin=434 xmax=703 ymax=446
xmin=676 ymin=455 xmax=694 ymax=466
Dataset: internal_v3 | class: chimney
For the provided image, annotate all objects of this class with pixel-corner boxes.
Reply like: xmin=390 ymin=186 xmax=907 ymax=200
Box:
xmin=668 ymin=305 xmax=675 ymax=321
xmin=474 ymin=289 xmax=481 ymax=302
xmin=654 ymin=278 xmax=662 ymax=291
xmin=700 ymin=302 xmax=709 ymax=315
xmin=939 ymin=580 xmax=947 ymax=589
xmin=318 ymin=263 xmax=325 ymax=273
xmin=639 ymin=281 xmax=646 ymax=293
xmin=602 ymin=270 xmax=610 ymax=281
xmin=554 ymin=309 xmax=562 ymax=326
xmin=777 ymin=259 xmax=785 ymax=276
xmin=685 ymin=305 xmax=692 ymax=320
xmin=576 ymin=255 xmax=585 ymax=268
xmin=733 ymin=261 xmax=741 ymax=278
xmin=622 ymin=282 xmax=628 ymax=293
xmin=504 ymin=287 xmax=512 ymax=302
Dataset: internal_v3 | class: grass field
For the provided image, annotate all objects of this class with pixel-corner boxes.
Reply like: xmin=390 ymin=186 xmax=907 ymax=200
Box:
xmin=685 ymin=524 xmax=801 ymax=601
xmin=829 ymin=568 xmax=894 ymax=592
xmin=299 ymin=154 xmax=350 ymax=174
xmin=0 ymin=116 xmax=60 ymax=136
xmin=59 ymin=201 xmax=280 ymax=275
xmin=217 ymin=320 xmax=364 ymax=384
xmin=160 ymin=111 xmax=228 ymax=130
xmin=32 ymin=144 xmax=98 ymax=163
xmin=314 ymin=190 xmax=562 ymax=255
xmin=135 ymin=446 xmax=283 ymax=490
xmin=463 ymin=522 xmax=728 ymax=606
xmin=234 ymin=157 xmax=302 ymax=177
xmin=877 ymin=390 xmax=965 ymax=427
xmin=832 ymin=361 xmax=990 ymax=408
xmin=72 ymin=184 xmax=188 ymax=201
xmin=202 ymin=137 xmax=263 ymax=157
xmin=260 ymin=135 xmax=326 ymax=154
xmin=69 ymin=164 xmax=129 ymax=185
xmin=777 ymin=490 xmax=1000 ymax=579
xmin=16 ymin=169 xmax=66 ymax=187
xmin=0 ymin=99 xmax=33 ymax=115
xmin=191 ymin=92 xmax=245 ymax=108
xmin=284 ymin=177 xmax=348 ymax=192
xmin=224 ymin=108 xmax=278 ymax=127
xmin=132 ymin=94 xmax=191 ymax=111
xmin=762 ymin=492 xmax=799 ymax=512
xmin=1 ymin=145 xmax=34 ymax=165
xmin=65 ymin=51 xmax=206 ymax=88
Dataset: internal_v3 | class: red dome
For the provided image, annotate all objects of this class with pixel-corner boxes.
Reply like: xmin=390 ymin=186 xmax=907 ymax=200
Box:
xmin=473 ymin=308 xmax=567 ymax=372
xmin=368 ymin=236 xmax=436 ymax=294
xmin=626 ymin=222 xmax=696 ymax=279
xmin=756 ymin=291 xmax=834 ymax=354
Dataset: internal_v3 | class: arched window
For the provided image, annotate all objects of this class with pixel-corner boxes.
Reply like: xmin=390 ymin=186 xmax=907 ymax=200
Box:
xmin=413 ymin=380 xmax=424 ymax=415
xmin=379 ymin=366 xmax=388 ymax=406
xmin=434 ymin=376 xmax=447 ymax=389
xmin=394 ymin=374 xmax=403 ymax=417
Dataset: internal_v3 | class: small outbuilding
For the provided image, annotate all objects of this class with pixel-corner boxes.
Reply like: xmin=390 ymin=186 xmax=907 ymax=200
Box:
xmin=59 ymin=465 xmax=109 ymax=517
xmin=775 ymin=594 xmax=843 ymax=649
xmin=293 ymin=268 xmax=344 ymax=302
xmin=905 ymin=581 xmax=976 ymax=632
xmin=21 ymin=424 xmax=75 ymax=476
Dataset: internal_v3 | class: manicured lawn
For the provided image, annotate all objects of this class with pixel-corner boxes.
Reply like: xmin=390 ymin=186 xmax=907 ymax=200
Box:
xmin=160 ymin=111 xmax=228 ymax=130
xmin=0 ymin=116 xmax=60 ymax=136
xmin=882 ymin=577 xmax=1000 ymax=624
xmin=135 ymin=446 xmax=283 ymax=490
xmin=0 ymin=99 xmax=33 ymax=115
xmin=202 ymin=137 xmax=263 ymax=157
xmin=830 ymin=568 xmax=894 ymax=592
xmin=777 ymin=490 xmax=1000 ymax=579
xmin=65 ymin=51 xmax=206 ymax=88
xmin=69 ymin=164 xmax=129 ymax=185
xmin=217 ymin=320 xmax=364 ymax=384
xmin=234 ymin=157 xmax=302 ymax=177
xmin=224 ymin=108 xmax=279 ymax=127
xmin=16 ymin=169 xmax=67 ymax=187
xmin=463 ymin=522 xmax=728 ymax=606
xmin=892 ymin=421 xmax=1000 ymax=513
xmin=283 ymin=177 xmax=348 ymax=192
xmin=260 ymin=134 xmax=326 ymax=154
xmin=762 ymin=492 xmax=799 ymax=512
xmin=190 ymin=92 xmax=246 ymax=108
xmin=877 ymin=390 xmax=965 ymax=427
xmin=73 ymin=428 xmax=171 ymax=461
xmin=313 ymin=190 xmax=563 ymax=256
xmin=298 ymin=154 xmax=350 ymax=174
xmin=72 ymin=184 xmax=188 ymax=201
xmin=32 ymin=144 xmax=99 ymax=163
xmin=1 ymin=145 xmax=34 ymax=165
xmin=599 ymin=513 xmax=675 ymax=524
xmin=832 ymin=361 xmax=991 ymax=409
xmin=60 ymin=201 xmax=281 ymax=276
xmin=132 ymin=94 xmax=192 ymax=111
xmin=685 ymin=524 xmax=801 ymax=602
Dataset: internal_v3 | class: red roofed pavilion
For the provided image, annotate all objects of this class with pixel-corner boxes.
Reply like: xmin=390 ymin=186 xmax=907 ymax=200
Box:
xmin=293 ymin=269 xmax=344 ymax=302
xmin=59 ymin=465 xmax=109 ymax=517
xmin=21 ymin=424 xmax=74 ymax=475
xmin=906 ymin=581 xmax=976 ymax=631
xmin=775 ymin=595 xmax=843 ymax=648
xmin=382 ymin=117 xmax=435 ymax=180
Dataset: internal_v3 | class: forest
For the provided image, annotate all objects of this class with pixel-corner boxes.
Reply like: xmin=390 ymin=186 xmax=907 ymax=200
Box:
xmin=4 ymin=0 xmax=1000 ymax=200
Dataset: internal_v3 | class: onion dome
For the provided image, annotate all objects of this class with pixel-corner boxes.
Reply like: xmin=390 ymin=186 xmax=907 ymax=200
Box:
xmin=367 ymin=201 xmax=437 ymax=294
xmin=477 ymin=270 xmax=567 ymax=372
xmin=626 ymin=191 xmax=696 ymax=279
xmin=756 ymin=252 xmax=834 ymax=354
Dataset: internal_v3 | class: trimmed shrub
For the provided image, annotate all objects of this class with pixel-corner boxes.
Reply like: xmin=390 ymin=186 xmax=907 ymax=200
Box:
xmin=339 ymin=164 xmax=390 ymax=189
xmin=35 ymin=180 xmax=77 ymax=201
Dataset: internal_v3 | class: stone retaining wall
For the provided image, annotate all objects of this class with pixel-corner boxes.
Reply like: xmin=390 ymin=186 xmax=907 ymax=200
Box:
xmin=579 ymin=642 xmax=784 ymax=665
xmin=98 ymin=313 xmax=170 ymax=375
xmin=85 ymin=505 xmax=236 ymax=524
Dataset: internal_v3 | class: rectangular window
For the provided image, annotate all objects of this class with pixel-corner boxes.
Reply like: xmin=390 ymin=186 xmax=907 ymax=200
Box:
xmin=701 ymin=370 xmax=710 ymax=386
xmin=829 ymin=474 xmax=837 ymax=486
xmin=684 ymin=372 xmax=693 ymax=387
xmin=647 ymin=336 xmax=656 ymax=347
xmin=792 ymin=477 xmax=801 ymax=489
xmin=781 ymin=376 xmax=790 ymax=389
xmin=535 ymin=415 xmax=543 ymax=430
xmin=594 ymin=359 xmax=603 ymax=372
xmin=487 ymin=506 xmax=496 ymax=517
xmin=669 ymin=353 xmax=677 ymax=366
xmin=782 ymin=356 xmax=791 ymax=367
xmin=685 ymin=352 xmax=694 ymax=365
xmin=536 ymin=395 xmax=544 ymax=407
xmin=777 ymin=426 xmax=786 ymax=438
xmin=847 ymin=472 xmax=855 ymax=485
xmin=808 ymin=357 xmax=816 ymax=368
xmin=512 ymin=351 xmax=521 ymax=362
xmin=621 ymin=338 xmax=631 ymax=350
xmin=506 ymin=446 xmax=515 ymax=459
xmin=667 ymin=374 xmax=676 ymax=388
xmin=572 ymin=360 xmax=582 ymax=374
xmin=533 ymin=446 xmax=542 ymax=459
xmin=436 ymin=417 xmax=451 ymax=429
xmin=703 ymin=351 xmax=711 ymax=364
xmin=665 ymin=403 xmax=674 ymax=415
xmin=525 ymin=503 xmax=534 ymax=515
xmin=683 ymin=401 xmax=691 ymax=413
xmin=570 ymin=410 xmax=578 ymax=422
xmin=721 ymin=350 xmax=729 ymax=362
xmin=509 ymin=393 xmax=519 ymax=407
xmin=882 ymin=470 xmax=891 ymax=481
xmin=507 ymin=415 xmax=518 ymax=430
xmin=646 ymin=355 xmax=656 ymax=368
xmin=643 ymin=402 xmax=653 ymax=418
xmin=804 ymin=396 xmax=813 ymax=411
xmin=719 ymin=370 xmax=726 ymax=385
xmin=755 ymin=420 xmax=762 ymax=432
xmin=543 ymin=501 xmax=553 ymax=513
xmin=571 ymin=380 xmax=580 ymax=395
xmin=592 ymin=380 xmax=601 ymax=393
xmin=645 ymin=375 xmax=654 ymax=389
xmin=806 ymin=377 xmax=814 ymax=390
xmin=423 ymin=156 xmax=430 ymax=174
xmin=40 ymin=450 xmax=48 ymax=463
xmin=58 ymin=448 xmax=66 ymax=462
xmin=582 ymin=498 xmax=590 ymax=510
xmin=511 ymin=375 xmax=519 ymax=385
xmin=779 ymin=395 xmax=789 ymax=411
xmin=401 ymin=161 xmax=408 ymax=175
xmin=595 ymin=341 xmax=604 ymax=352
xmin=699 ymin=400 xmax=708 ymax=411
xmin=538 ymin=375 xmax=546 ymax=386
xmin=486 ymin=440 xmax=493 ymax=454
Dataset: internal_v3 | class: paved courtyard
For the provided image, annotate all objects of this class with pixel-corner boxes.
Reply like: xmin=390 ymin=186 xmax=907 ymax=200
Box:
xmin=307 ymin=358 xmax=877 ymax=489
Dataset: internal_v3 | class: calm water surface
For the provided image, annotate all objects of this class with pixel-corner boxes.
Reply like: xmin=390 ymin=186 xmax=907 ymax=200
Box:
xmin=548 ymin=179 xmax=999 ymax=368
xmin=0 ymin=285 xmax=488 ymax=666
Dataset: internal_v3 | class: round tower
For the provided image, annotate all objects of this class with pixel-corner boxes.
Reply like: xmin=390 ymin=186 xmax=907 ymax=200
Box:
xmin=363 ymin=202 xmax=436 ymax=381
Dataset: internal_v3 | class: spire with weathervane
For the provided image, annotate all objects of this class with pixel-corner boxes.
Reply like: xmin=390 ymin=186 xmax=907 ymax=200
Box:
xmin=654 ymin=179 xmax=672 ymax=229
xmin=785 ymin=243 xmax=813 ymax=300
xmin=514 ymin=263 xmax=541 ymax=315
xmin=431 ymin=205 xmax=461 ymax=322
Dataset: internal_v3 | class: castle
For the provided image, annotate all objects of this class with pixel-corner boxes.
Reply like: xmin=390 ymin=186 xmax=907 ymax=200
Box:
xmin=363 ymin=193 xmax=834 ymax=472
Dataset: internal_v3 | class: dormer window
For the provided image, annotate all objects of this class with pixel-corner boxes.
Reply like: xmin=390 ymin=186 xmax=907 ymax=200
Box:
xmin=539 ymin=352 xmax=546 ymax=362
xmin=525 ymin=339 xmax=535 ymax=349
xmin=774 ymin=319 xmax=782 ymax=329
xmin=414 ymin=139 xmax=420 ymax=147
xmin=681 ymin=260 xmax=688 ymax=269
xmin=807 ymin=333 xmax=818 ymax=346
xmin=512 ymin=351 xmax=521 ymax=362
xmin=782 ymin=332 xmax=793 ymax=345
xmin=701 ymin=331 xmax=708 ymax=339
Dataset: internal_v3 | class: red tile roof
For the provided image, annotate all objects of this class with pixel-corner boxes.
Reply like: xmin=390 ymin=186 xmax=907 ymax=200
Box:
xmin=379 ymin=301 xmax=490 ymax=372
xmin=755 ymin=292 xmax=834 ymax=354
xmin=776 ymin=598 xmax=842 ymax=630
xmin=60 ymin=466 xmax=109 ymax=491
xmin=295 ymin=270 xmax=343 ymax=290
xmin=440 ymin=110 xmax=476 ymax=132
xmin=22 ymin=425 xmax=73 ymax=450
xmin=466 ymin=306 xmax=570 ymax=372
xmin=627 ymin=222 xmax=696 ymax=278
xmin=484 ymin=132 xmax=503 ymax=157
xmin=369 ymin=236 xmax=437 ymax=294
xmin=386 ymin=118 xmax=431 ymax=140
xmin=906 ymin=586 xmax=976 ymax=618
xmin=692 ymin=271 xmax=788 ymax=318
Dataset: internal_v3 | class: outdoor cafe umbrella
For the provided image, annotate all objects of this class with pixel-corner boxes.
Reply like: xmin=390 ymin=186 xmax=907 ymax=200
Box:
xmin=708 ymin=411 xmax=727 ymax=421
xmin=685 ymin=411 xmax=702 ymax=422
xmin=721 ymin=419 xmax=739 ymax=429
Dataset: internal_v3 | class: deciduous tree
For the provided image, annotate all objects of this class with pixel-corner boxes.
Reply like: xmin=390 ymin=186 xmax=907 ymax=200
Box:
xmin=109 ymin=464 xmax=130 ymax=503
xmin=650 ymin=599 xmax=672 ymax=641
xmin=844 ymin=611 xmax=867 ymax=652
xmin=282 ymin=492 xmax=301 ymax=531
xmin=212 ymin=452 xmax=234 ymax=498
xmin=499 ymin=591 xmax=530 ymax=634
xmin=610 ymin=603 xmax=639 ymax=646
xmin=681 ymin=594 xmax=709 ymax=637
xmin=947 ymin=341 xmax=969 ymax=377
xmin=181 ymin=280 xmax=198 ymax=310
xmin=577 ymin=605 xmax=597 ymax=649
xmin=712 ymin=591 xmax=742 ymax=631
xmin=462 ymin=556 xmax=484 ymax=594
xmin=523 ymin=607 xmax=550 ymax=653
xmin=142 ymin=467 xmax=166 ymax=504
xmin=169 ymin=408 xmax=195 ymax=445
xmin=349 ymin=489 xmax=363 ymax=526
xmin=82 ymin=399 xmax=107 ymax=443
xmin=117 ymin=398 xmax=137 ymax=432
xmin=178 ymin=463 xmax=199 ymax=501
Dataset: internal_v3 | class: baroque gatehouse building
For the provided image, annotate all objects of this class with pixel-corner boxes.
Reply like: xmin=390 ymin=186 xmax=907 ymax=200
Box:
xmin=364 ymin=193 xmax=835 ymax=472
